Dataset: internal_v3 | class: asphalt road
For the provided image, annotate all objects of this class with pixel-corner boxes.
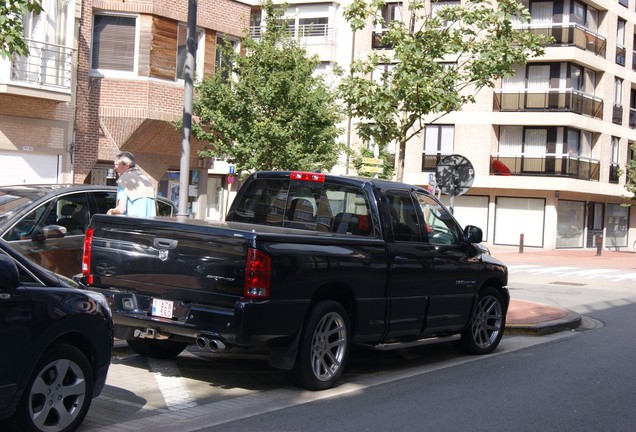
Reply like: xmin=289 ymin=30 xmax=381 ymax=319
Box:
xmin=63 ymin=265 xmax=636 ymax=432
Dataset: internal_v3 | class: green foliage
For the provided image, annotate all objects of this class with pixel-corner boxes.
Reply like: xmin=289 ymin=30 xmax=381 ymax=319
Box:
xmin=193 ymin=0 xmax=343 ymax=175
xmin=0 ymin=0 xmax=42 ymax=59
xmin=349 ymin=147 xmax=394 ymax=180
xmin=624 ymin=143 xmax=636 ymax=201
xmin=340 ymin=0 xmax=551 ymax=181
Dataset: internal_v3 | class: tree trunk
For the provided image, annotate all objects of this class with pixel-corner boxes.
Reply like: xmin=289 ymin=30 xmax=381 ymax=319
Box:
xmin=395 ymin=139 xmax=406 ymax=182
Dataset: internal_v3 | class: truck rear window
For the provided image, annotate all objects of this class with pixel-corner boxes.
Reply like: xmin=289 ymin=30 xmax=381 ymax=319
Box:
xmin=229 ymin=178 xmax=374 ymax=237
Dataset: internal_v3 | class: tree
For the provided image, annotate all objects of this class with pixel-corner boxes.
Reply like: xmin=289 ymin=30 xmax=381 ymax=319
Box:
xmin=0 ymin=0 xmax=43 ymax=59
xmin=340 ymin=0 xmax=550 ymax=181
xmin=193 ymin=0 xmax=343 ymax=175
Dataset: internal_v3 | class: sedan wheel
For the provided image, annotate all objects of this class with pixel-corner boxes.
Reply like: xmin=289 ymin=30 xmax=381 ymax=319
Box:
xmin=16 ymin=344 xmax=94 ymax=432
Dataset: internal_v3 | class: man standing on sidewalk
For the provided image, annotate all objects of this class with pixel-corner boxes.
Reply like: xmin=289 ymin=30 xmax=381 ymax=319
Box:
xmin=107 ymin=151 xmax=157 ymax=217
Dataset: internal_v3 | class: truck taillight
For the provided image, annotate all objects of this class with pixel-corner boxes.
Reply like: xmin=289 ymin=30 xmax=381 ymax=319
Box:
xmin=244 ymin=248 xmax=271 ymax=300
xmin=290 ymin=171 xmax=325 ymax=182
xmin=82 ymin=228 xmax=94 ymax=285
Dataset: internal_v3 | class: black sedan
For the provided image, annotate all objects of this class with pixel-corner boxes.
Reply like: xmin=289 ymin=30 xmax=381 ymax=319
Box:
xmin=0 ymin=239 xmax=113 ymax=432
xmin=0 ymin=184 xmax=176 ymax=277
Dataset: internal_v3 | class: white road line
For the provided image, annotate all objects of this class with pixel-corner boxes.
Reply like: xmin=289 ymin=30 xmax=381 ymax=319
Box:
xmin=148 ymin=358 xmax=198 ymax=411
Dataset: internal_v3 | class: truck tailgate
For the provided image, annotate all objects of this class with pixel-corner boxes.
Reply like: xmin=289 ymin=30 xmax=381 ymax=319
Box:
xmin=88 ymin=215 xmax=249 ymax=309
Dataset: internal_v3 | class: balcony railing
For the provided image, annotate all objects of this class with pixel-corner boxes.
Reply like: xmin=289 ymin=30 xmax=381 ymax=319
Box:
xmin=10 ymin=38 xmax=73 ymax=91
xmin=616 ymin=45 xmax=626 ymax=65
xmin=249 ymin=24 xmax=336 ymax=44
xmin=421 ymin=153 xmax=452 ymax=171
xmin=490 ymin=154 xmax=600 ymax=181
xmin=372 ymin=30 xmax=392 ymax=49
xmin=613 ymin=104 xmax=623 ymax=125
xmin=513 ymin=23 xmax=606 ymax=57
xmin=493 ymin=90 xmax=603 ymax=119
xmin=609 ymin=163 xmax=620 ymax=183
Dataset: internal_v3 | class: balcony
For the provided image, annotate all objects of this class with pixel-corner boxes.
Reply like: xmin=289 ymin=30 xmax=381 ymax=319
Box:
xmin=372 ymin=30 xmax=392 ymax=50
xmin=421 ymin=153 xmax=452 ymax=171
xmin=609 ymin=163 xmax=620 ymax=183
xmin=616 ymin=45 xmax=626 ymax=66
xmin=7 ymin=39 xmax=73 ymax=95
xmin=493 ymin=90 xmax=603 ymax=119
xmin=514 ymin=23 xmax=606 ymax=57
xmin=613 ymin=105 xmax=623 ymax=125
xmin=249 ymin=24 xmax=336 ymax=44
xmin=490 ymin=154 xmax=600 ymax=181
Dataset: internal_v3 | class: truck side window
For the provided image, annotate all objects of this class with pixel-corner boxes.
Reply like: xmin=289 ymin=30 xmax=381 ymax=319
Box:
xmin=321 ymin=183 xmax=373 ymax=236
xmin=414 ymin=192 xmax=460 ymax=245
xmin=386 ymin=190 xmax=422 ymax=242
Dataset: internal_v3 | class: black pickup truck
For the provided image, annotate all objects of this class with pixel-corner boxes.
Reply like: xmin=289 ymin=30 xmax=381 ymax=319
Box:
xmin=80 ymin=171 xmax=508 ymax=390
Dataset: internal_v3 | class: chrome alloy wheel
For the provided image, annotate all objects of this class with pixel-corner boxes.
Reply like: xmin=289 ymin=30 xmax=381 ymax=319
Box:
xmin=471 ymin=294 xmax=504 ymax=349
xmin=29 ymin=358 xmax=88 ymax=430
xmin=310 ymin=311 xmax=348 ymax=382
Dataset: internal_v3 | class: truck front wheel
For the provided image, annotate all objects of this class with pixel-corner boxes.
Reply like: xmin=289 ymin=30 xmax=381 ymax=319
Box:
xmin=455 ymin=286 xmax=506 ymax=355
xmin=287 ymin=300 xmax=350 ymax=391
xmin=126 ymin=339 xmax=188 ymax=359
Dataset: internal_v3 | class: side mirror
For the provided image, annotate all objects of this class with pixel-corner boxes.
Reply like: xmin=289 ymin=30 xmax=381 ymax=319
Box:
xmin=0 ymin=254 xmax=20 ymax=292
xmin=42 ymin=224 xmax=68 ymax=239
xmin=463 ymin=225 xmax=483 ymax=244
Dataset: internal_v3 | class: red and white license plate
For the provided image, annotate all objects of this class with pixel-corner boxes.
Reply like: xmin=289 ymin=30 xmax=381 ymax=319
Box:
xmin=151 ymin=298 xmax=173 ymax=318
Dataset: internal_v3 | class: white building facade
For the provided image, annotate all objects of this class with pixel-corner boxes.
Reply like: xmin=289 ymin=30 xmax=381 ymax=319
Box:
xmin=249 ymin=0 xmax=636 ymax=250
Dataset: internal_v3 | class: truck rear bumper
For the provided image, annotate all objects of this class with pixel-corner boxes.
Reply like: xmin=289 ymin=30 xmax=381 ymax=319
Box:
xmin=90 ymin=288 xmax=310 ymax=348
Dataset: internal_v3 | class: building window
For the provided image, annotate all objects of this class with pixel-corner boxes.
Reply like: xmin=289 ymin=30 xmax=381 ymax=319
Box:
xmin=422 ymin=125 xmax=454 ymax=171
xmin=176 ymin=24 xmax=204 ymax=81
xmin=606 ymin=203 xmax=628 ymax=248
xmin=616 ymin=19 xmax=626 ymax=65
xmin=614 ymin=78 xmax=624 ymax=124
xmin=91 ymin=14 xmax=137 ymax=72
xmin=380 ymin=2 xmax=403 ymax=29
xmin=215 ymin=36 xmax=239 ymax=81
xmin=556 ymin=200 xmax=585 ymax=248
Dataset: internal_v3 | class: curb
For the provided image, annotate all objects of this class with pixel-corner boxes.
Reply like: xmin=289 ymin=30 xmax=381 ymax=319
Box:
xmin=505 ymin=310 xmax=582 ymax=336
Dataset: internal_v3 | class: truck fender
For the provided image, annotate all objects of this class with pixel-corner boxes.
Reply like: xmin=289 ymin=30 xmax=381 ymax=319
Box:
xmin=268 ymin=326 xmax=303 ymax=370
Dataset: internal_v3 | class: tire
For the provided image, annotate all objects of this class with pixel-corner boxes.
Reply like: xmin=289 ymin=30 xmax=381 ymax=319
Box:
xmin=126 ymin=338 xmax=188 ymax=359
xmin=287 ymin=300 xmax=350 ymax=391
xmin=14 ymin=344 xmax=94 ymax=432
xmin=455 ymin=287 xmax=506 ymax=355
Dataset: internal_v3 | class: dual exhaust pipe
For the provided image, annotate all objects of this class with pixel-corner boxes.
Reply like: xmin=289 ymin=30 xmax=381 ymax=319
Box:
xmin=196 ymin=336 xmax=226 ymax=352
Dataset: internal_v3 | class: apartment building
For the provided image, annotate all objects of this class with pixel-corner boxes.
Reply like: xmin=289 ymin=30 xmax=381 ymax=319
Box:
xmin=1 ymin=0 xmax=250 ymax=219
xmin=249 ymin=0 xmax=634 ymax=250
xmin=0 ymin=0 xmax=76 ymax=185
xmin=2 ymin=0 xmax=634 ymax=249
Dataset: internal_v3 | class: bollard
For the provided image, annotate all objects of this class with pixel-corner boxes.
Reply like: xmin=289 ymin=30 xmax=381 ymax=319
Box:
xmin=519 ymin=233 xmax=524 ymax=254
xmin=596 ymin=234 xmax=603 ymax=256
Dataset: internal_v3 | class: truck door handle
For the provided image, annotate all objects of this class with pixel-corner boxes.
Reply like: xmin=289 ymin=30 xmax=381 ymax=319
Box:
xmin=153 ymin=238 xmax=178 ymax=250
xmin=394 ymin=256 xmax=408 ymax=264
xmin=433 ymin=257 xmax=445 ymax=265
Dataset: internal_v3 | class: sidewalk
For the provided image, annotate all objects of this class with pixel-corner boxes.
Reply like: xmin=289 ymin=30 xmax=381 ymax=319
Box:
xmin=493 ymin=244 xmax=636 ymax=335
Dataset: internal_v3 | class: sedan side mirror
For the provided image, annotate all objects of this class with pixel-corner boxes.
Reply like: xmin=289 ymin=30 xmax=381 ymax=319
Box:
xmin=0 ymin=254 xmax=20 ymax=292
xmin=463 ymin=225 xmax=483 ymax=244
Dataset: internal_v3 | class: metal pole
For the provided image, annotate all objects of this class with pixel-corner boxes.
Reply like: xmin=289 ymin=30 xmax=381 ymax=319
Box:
xmin=178 ymin=0 xmax=197 ymax=219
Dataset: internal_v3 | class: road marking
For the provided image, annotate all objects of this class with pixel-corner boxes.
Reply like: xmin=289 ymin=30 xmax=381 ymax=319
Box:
xmin=508 ymin=265 xmax=636 ymax=282
xmin=148 ymin=358 xmax=198 ymax=411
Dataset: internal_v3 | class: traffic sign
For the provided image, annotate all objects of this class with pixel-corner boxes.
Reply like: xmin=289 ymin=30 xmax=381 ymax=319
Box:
xmin=362 ymin=157 xmax=383 ymax=165
xmin=361 ymin=165 xmax=383 ymax=174
xmin=227 ymin=175 xmax=235 ymax=184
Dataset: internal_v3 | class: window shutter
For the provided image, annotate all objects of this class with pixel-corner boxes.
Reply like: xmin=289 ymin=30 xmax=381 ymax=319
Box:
xmin=92 ymin=15 xmax=136 ymax=71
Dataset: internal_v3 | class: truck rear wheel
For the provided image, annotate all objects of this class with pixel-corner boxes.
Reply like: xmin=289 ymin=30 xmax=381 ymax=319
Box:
xmin=287 ymin=300 xmax=350 ymax=391
xmin=455 ymin=286 xmax=506 ymax=355
xmin=126 ymin=339 xmax=188 ymax=359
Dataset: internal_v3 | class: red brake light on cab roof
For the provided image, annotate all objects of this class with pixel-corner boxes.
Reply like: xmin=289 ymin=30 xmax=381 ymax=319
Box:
xmin=244 ymin=248 xmax=272 ymax=300
xmin=290 ymin=171 xmax=325 ymax=182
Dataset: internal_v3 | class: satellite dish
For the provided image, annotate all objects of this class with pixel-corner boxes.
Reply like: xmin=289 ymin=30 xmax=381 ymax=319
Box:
xmin=435 ymin=154 xmax=475 ymax=197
